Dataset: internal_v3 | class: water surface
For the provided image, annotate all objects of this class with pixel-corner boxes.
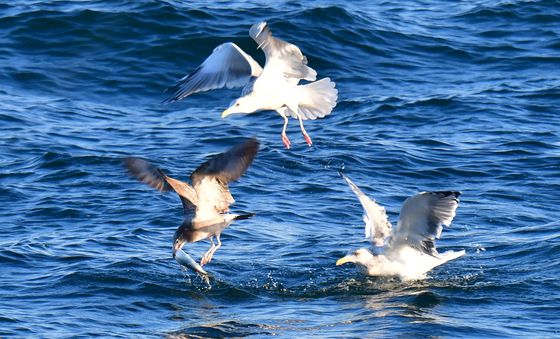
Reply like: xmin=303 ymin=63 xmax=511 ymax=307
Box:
xmin=1 ymin=0 xmax=559 ymax=337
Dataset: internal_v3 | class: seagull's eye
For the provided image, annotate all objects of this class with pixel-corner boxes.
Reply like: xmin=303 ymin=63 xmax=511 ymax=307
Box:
xmin=235 ymin=103 xmax=240 ymax=107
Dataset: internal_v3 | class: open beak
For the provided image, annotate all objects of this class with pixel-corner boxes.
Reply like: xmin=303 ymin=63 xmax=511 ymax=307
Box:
xmin=336 ymin=256 xmax=354 ymax=266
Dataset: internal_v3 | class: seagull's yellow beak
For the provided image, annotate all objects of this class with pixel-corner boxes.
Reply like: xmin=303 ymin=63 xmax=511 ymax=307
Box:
xmin=336 ymin=256 xmax=353 ymax=266
xmin=221 ymin=108 xmax=232 ymax=118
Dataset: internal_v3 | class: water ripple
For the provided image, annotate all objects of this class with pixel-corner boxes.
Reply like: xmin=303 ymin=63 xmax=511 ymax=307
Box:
xmin=0 ymin=0 xmax=559 ymax=337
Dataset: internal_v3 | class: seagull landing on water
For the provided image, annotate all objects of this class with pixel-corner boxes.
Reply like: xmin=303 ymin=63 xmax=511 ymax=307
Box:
xmin=124 ymin=139 xmax=259 ymax=275
xmin=164 ymin=22 xmax=338 ymax=149
xmin=336 ymin=173 xmax=465 ymax=281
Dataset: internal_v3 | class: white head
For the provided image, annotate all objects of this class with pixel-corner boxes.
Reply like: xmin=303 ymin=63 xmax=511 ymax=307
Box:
xmin=336 ymin=248 xmax=376 ymax=271
xmin=221 ymin=96 xmax=260 ymax=118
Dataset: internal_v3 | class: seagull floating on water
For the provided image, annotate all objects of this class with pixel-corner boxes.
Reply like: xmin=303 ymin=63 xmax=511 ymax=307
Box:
xmin=124 ymin=138 xmax=259 ymax=275
xmin=336 ymin=173 xmax=465 ymax=281
xmin=165 ymin=21 xmax=338 ymax=149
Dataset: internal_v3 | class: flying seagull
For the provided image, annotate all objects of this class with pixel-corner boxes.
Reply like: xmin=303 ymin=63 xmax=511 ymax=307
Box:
xmin=124 ymin=138 xmax=259 ymax=275
xmin=336 ymin=173 xmax=465 ymax=281
xmin=164 ymin=21 xmax=338 ymax=149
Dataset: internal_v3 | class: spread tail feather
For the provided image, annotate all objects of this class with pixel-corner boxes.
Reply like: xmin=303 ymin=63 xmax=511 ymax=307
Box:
xmin=291 ymin=78 xmax=338 ymax=120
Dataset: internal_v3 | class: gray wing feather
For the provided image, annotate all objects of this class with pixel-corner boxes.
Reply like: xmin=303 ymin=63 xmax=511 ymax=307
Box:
xmin=124 ymin=157 xmax=170 ymax=192
xmin=341 ymin=173 xmax=392 ymax=246
xmin=249 ymin=22 xmax=317 ymax=81
xmin=124 ymin=157 xmax=197 ymax=216
xmin=392 ymin=191 xmax=461 ymax=255
xmin=190 ymin=138 xmax=259 ymax=215
xmin=241 ymin=76 xmax=258 ymax=97
xmin=191 ymin=138 xmax=259 ymax=185
xmin=164 ymin=42 xmax=263 ymax=103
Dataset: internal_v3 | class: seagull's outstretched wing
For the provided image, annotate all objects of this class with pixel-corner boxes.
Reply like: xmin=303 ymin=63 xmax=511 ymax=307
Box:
xmin=341 ymin=173 xmax=392 ymax=246
xmin=190 ymin=139 xmax=259 ymax=222
xmin=124 ymin=157 xmax=197 ymax=215
xmin=391 ymin=191 xmax=461 ymax=256
xmin=249 ymin=22 xmax=316 ymax=82
xmin=164 ymin=42 xmax=263 ymax=103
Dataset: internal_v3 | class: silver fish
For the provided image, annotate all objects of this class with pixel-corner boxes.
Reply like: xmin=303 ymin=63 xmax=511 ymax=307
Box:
xmin=174 ymin=249 xmax=208 ymax=276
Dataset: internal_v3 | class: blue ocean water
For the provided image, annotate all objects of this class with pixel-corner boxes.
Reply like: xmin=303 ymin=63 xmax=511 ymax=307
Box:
xmin=1 ymin=0 xmax=559 ymax=337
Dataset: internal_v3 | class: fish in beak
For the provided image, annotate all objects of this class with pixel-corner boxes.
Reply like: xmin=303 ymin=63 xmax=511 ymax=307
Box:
xmin=172 ymin=236 xmax=185 ymax=258
xmin=174 ymin=248 xmax=208 ymax=276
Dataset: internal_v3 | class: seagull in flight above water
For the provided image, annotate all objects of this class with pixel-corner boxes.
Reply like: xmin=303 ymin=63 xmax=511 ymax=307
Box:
xmin=124 ymin=139 xmax=259 ymax=274
xmin=336 ymin=173 xmax=465 ymax=281
xmin=164 ymin=21 xmax=338 ymax=149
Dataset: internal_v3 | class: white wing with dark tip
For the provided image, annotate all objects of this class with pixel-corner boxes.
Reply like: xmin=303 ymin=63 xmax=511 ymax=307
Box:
xmin=391 ymin=191 xmax=461 ymax=256
xmin=249 ymin=21 xmax=317 ymax=82
xmin=341 ymin=173 xmax=392 ymax=246
xmin=164 ymin=42 xmax=263 ymax=102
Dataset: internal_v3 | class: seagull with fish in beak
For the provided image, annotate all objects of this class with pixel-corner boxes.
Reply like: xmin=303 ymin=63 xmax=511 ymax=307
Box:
xmin=124 ymin=138 xmax=259 ymax=276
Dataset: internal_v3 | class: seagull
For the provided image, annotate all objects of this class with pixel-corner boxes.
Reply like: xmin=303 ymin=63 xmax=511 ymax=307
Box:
xmin=124 ymin=138 xmax=259 ymax=274
xmin=164 ymin=21 xmax=338 ymax=149
xmin=336 ymin=173 xmax=465 ymax=281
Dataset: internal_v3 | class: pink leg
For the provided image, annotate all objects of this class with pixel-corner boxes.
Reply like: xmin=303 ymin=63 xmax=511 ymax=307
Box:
xmin=282 ymin=134 xmax=291 ymax=149
xmin=205 ymin=235 xmax=221 ymax=264
xmin=297 ymin=114 xmax=312 ymax=146
xmin=200 ymin=235 xmax=222 ymax=266
xmin=281 ymin=114 xmax=291 ymax=149
xmin=302 ymin=131 xmax=312 ymax=146
xmin=200 ymin=237 xmax=215 ymax=266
